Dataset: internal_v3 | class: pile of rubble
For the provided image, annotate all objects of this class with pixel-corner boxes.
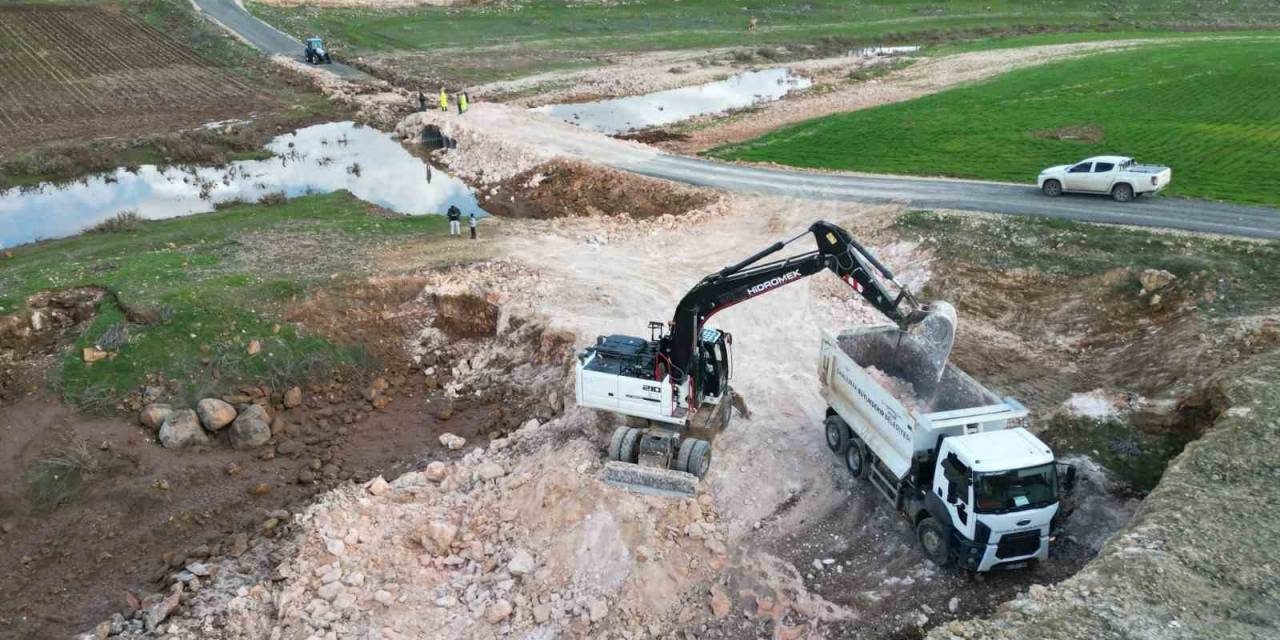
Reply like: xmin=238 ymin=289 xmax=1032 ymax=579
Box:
xmin=98 ymin=409 xmax=730 ymax=639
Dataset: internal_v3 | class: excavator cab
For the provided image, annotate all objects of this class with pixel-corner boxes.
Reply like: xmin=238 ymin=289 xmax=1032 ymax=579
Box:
xmin=695 ymin=328 xmax=731 ymax=401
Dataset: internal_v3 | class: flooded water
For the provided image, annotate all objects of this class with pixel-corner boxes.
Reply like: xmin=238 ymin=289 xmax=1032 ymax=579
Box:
xmin=0 ymin=122 xmax=483 ymax=249
xmin=534 ymin=68 xmax=812 ymax=135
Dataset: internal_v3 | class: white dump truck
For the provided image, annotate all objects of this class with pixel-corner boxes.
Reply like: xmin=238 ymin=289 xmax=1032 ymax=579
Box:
xmin=819 ymin=326 xmax=1074 ymax=571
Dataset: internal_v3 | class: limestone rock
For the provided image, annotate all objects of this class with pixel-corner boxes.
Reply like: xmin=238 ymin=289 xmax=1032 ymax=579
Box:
xmin=588 ymin=598 xmax=608 ymax=622
xmin=283 ymin=386 xmax=302 ymax=408
xmin=508 ymin=549 xmax=535 ymax=576
xmin=139 ymin=404 xmax=173 ymax=431
xmin=439 ymin=433 xmax=466 ymax=450
xmin=486 ymin=599 xmax=513 ymax=624
xmin=710 ymin=587 xmax=731 ymax=618
xmin=425 ymin=461 xmax=448 ymax=482
xmin=366 ymin=476 xmax=390 ymax=496
xmin=196 ymin=398 xmax=237 ymax=431
xmin=246 ymin=340 xmax=261 ymax=355
xmin=230 ymin=405 xmax=272 ymax=449
xmin=144 ymin=585 xmax=182 ymax=632
xmin=423 ymin=520 xmax=458 ymax=554
xmin=476 ymin=462 xmax=506 ymax=481
xmin=159 ymin=410 xmax=208 ymax=449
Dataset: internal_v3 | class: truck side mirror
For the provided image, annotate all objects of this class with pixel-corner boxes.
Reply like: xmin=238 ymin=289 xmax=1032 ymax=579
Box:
xmin=1064 ymin=465 xmax=1077 ymax=494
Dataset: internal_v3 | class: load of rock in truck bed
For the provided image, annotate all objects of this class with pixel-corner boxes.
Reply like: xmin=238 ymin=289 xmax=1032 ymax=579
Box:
xmin=837 ymin=328 xmax=1000 ymax=415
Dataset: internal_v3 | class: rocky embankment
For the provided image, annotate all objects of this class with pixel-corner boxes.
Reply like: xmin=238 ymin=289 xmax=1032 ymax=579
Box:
xmin=932 ymin=353 xmax=1280 ymax=640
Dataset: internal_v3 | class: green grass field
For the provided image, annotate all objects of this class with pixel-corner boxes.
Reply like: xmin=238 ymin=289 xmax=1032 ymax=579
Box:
xmin=249 ymin=0 xmax=1280 ymax=83
xmin=713 ymin=38 xmax=1280 ymax=205
xmin=0 ymin=193 xmax=448 ymax=408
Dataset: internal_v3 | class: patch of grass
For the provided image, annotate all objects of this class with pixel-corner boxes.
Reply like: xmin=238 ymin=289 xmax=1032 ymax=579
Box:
xmin=1044 ymin=416 xmax=1193 ymax=493
xmin=713 ymin=38 xmax=1280 ymax=205
xmin=2 ymin=192 xmax=449 ymax=407
xmin=24 ymin=434 xmax=107 ymax=510
xmin=86 ymin=211 xmax=144 ymax=235
xmin=896 ymin=210 xmax=1280 ymax=317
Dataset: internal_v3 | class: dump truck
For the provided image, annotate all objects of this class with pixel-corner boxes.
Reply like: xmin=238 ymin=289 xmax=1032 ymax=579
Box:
xmin=819 ymin=326 xmax=1073 ymax=571
xmin=577 ymin=221 xmax=957 ymax=497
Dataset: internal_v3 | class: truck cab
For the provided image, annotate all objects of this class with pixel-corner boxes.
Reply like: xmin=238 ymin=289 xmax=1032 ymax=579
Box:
xmin=931 ymin=430 xmax=1058 ymax=571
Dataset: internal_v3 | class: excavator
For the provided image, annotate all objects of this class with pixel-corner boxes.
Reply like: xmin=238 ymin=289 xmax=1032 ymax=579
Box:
xmin=575 ymin=221 xmax=957 ymax=496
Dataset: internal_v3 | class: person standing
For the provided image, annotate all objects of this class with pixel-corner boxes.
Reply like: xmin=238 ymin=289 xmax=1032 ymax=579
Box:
xmin=458 ymin=92 xmax=469 ymax=114
xmin=439 ymin=87 xmax=448 ymax=112
xmin=447 ymin=205 xmax=461 ymax=237
xmin=418 ymin=91 xmax=427 ymax=112
xmin=468 ymin=212 xmax=478 ymax=239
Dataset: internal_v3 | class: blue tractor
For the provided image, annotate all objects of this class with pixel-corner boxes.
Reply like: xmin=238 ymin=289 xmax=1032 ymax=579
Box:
xmin=304 ymin=37 xmax=332 ymax=65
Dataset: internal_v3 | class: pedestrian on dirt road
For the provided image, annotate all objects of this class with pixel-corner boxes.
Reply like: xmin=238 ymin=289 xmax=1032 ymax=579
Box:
xmin=468 ymin=212 xmax=478 ymax=239
xmin=418 ymin=91 xmax=427 ymax=112
xmin=447 ymin=205 xmax=462 ymax=236
xmin=439 ymin=87 xmax=448 ymax=112
xmin=458 ymin=92 xmax=469 ymax=114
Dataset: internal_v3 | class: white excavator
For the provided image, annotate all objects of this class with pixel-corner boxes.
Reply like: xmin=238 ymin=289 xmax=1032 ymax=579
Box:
xmin=575 ymin=221 xmax=957 ymax=496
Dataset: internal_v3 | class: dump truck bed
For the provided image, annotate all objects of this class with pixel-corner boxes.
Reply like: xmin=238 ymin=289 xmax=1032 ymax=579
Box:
xmin=818 ymin=326 xmax=1027 ymax=480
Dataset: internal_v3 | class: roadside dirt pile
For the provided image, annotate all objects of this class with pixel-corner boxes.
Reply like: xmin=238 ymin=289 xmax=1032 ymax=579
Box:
xmin=480 ymin=159 xmax=720 ymax=220
xmin=931 ymin=354 xmax=1280 ymax=640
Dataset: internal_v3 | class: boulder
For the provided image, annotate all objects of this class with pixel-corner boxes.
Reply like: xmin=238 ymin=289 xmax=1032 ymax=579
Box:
xmin=283 ymin=386 xmax=302 ymax=409
xmin=196 ymin=398 xmax=237 ymax=431
xmin=230 ymin=405 xmax=272 ymax=449
xmin=425 ymin=461 xmax=448 ymax=482
xmin=710 ymin=587 xmax=731 ymax=618
xmin=476 ymin=462 xmax=506 ymax=481
xmin=159 ymin=410 xmax=209 ymax=449
xmin=439 ymin=433 xmax=466 ymax=450
xmin=1139 ymin=268 xmax=1176 ymax=292
xmin=423 ymin=520 xmax=458 ymax=554
xmin=486 ymin=599 xmax=513 ymax=624
xmin=366 ymin=476 xmax=390 ymax=496
xmin=508 ymin=549 xmax=535 ymax=576
xmin=144 ymin=585 xmax=182 ymax=632
xmin=139 ymin=404 xmax=173 ymax=431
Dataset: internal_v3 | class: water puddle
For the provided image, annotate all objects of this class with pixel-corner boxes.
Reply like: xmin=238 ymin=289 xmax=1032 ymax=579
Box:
xmin=0 ymin=121 xmax=483 ymax=249
xmin=534 ymin=68 xmax=812 ymax=135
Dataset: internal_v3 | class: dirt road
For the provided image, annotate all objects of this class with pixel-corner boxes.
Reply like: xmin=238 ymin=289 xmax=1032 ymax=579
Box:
xmin=192 ymin=0 xmax=367 ymax=80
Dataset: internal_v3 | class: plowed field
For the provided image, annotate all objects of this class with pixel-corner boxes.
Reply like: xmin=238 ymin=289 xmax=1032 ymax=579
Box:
xmin=0 ymin=5 xmax=270 ymax=152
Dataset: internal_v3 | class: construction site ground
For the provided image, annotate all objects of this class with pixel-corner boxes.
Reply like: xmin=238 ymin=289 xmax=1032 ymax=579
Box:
xmin=3 ymin=15 xmax=1280 ymax=640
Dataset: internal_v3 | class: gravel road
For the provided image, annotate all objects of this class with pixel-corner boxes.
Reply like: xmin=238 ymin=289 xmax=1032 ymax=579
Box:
xmin=618 ymin=155 xmax=1280 ymax=239
xmin=192 ymin=0 xmax=368 ymax=80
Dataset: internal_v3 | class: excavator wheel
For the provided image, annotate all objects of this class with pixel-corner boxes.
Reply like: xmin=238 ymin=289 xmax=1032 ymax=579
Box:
xmin=619 ymin=428 xmax=642 ymax=463
xmin=607 ymin=426 xmax=630 ymax=462
xmin=676 ymin=438 xmax=712 ymax=478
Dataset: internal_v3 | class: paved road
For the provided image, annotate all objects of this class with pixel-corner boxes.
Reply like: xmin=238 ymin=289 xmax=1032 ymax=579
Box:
xmin=192 ymin=0 xmax=367 ymax=80
xmin=616 ymin=155 xmax=1280 ymax=240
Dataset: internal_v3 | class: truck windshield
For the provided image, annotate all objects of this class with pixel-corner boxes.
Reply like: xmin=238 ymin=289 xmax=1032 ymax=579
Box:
xmin=975 ymin=464 xmax=1056 ymax=513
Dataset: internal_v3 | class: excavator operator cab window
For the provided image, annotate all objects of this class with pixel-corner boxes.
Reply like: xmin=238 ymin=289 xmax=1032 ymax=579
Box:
xmin=698 ymin=329 xmax=731 ymax=399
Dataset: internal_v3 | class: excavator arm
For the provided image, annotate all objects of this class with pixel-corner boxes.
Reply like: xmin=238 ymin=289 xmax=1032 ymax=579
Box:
xmin=663 ymin=221 xmax=948 ymax=386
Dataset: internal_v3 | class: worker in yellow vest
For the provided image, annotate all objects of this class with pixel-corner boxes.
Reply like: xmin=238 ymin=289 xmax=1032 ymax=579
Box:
xmin=439 ymin=87 xmax=448 ymax=112
xmin=458 ymin=92 xmax=469 ymax=114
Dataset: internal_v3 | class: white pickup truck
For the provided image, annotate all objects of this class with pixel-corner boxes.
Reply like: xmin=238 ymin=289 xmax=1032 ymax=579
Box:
xmin=819 ymin=326 xmax=1074 ymax=571
xmin=1037 ymin=155 xmax=1171 ymax=202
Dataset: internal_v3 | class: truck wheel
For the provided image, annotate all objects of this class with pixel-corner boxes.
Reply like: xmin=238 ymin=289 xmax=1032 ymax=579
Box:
xmin=1111 ymin=183 xmax=1134 ymax=202
xmin=607 ymin=426 xmax=630 ymax=461
xmin=1041 ymin=179 xmax=1062 ymax=197
xmin=916 ymin=517 xmax=953 ymax=567
xmin=619 ymin=428 xmax=642 ymax=464
xmin=824 ymin=416 xmax=848 ymax=454
xmin=844 ymin=439 xmax=867 ymax=479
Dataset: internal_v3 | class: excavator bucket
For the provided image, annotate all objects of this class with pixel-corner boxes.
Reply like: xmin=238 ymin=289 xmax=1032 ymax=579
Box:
xmin=897 ymin=301 xmax=957 ymax=392
xmin=602 ymin=462 xmax=699 ymax=498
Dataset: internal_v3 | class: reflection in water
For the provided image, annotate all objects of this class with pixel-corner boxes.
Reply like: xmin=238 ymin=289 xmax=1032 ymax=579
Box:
xmin=534 ymin=68 xmax=812 ymax=135
xmin=0 ymin=122 xmax=484 ymax=248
